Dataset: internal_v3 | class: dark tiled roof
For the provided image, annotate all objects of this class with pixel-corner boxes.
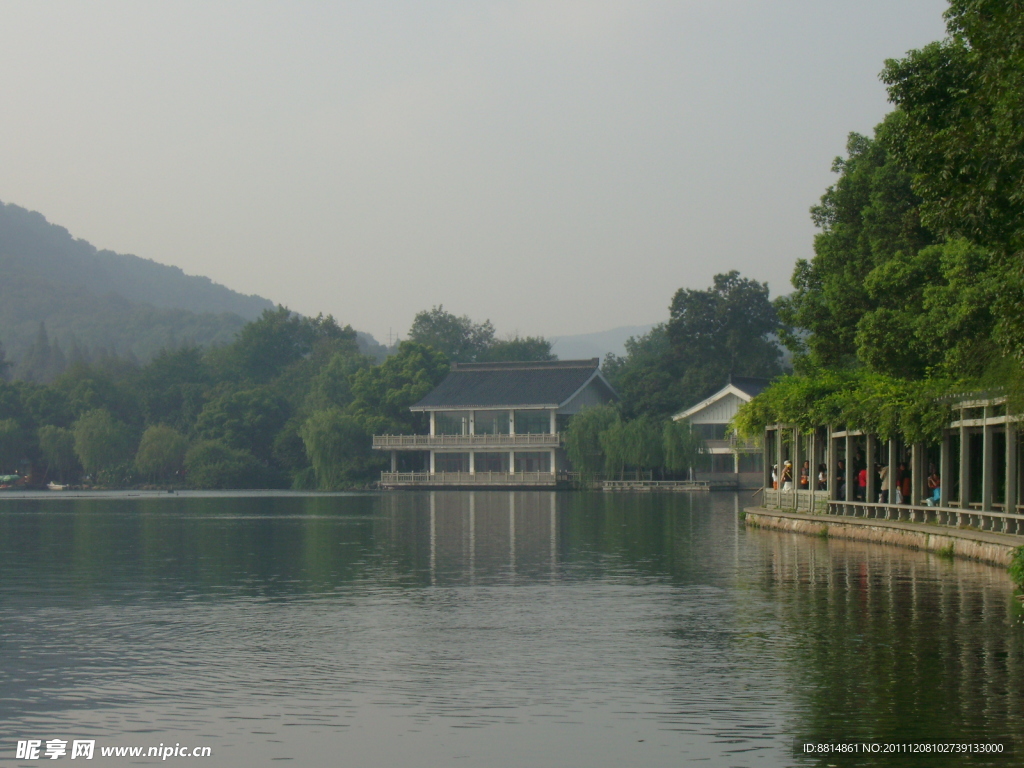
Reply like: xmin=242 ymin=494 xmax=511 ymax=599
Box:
xmin=728 ymin=375 xmax=772 ymax=398
xmin=412 ymin=359 xmax=611 ymax=409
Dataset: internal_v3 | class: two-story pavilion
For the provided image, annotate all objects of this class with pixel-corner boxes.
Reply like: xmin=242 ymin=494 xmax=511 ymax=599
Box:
xmin=374 ymin=358 xmax=618 ymax=488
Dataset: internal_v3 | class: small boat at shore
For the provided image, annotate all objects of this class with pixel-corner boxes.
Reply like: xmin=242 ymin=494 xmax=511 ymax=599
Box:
xmin=46 ymin=481 xmax=68 ymax=491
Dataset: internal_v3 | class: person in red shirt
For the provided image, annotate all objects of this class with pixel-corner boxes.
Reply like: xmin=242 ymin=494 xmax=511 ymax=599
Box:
xmin=857 ymin=466 xmax=868 ymax=501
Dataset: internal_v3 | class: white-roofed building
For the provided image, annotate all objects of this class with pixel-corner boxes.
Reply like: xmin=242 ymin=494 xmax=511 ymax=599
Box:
xmin=672 ymin=375 xmax=768 ymax=489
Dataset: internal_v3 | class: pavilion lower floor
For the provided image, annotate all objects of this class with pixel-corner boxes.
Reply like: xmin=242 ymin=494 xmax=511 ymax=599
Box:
xmin=380 ymin=449 xmax=562 ymax=488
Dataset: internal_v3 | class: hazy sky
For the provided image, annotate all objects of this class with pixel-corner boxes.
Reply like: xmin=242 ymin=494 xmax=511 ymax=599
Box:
xmin=0 ymin=1 xmax=948 ymax=342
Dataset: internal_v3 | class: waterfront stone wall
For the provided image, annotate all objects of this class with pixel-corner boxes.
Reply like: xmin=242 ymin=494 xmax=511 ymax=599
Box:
xmin=744 ymin=507 xmax=1020 ymax=569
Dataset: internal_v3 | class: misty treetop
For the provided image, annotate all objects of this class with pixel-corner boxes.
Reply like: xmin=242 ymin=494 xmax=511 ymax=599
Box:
xmin=407 ymin=305 xmax=556 ymax=364
xmin=603 ymin=271 xmax=784 ymax=419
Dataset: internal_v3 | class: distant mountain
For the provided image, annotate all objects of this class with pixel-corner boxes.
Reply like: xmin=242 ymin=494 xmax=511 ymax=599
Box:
xmin=550 ymin=323 xmax=658 ymax=362
xmin=0 ymin=200 xmax=388 ymax=371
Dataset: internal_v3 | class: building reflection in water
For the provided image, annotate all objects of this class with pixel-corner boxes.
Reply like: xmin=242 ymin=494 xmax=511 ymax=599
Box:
xmin=743 ymin=527 xmax=1024 ymax=756
xmin=378 ymin=491 xmax=560 ymax=585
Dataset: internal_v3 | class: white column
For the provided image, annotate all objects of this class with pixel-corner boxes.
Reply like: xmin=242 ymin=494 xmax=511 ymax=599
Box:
xmin=429 ymin=451 xmax=436 ymax=475
xmin=550 ymin=448 xmax=556 ymax=475
xmin=549 ymin=410 xmax=556 ymax=434
xmin=509 ymin=410 xmax=516 ymax=435
xmin=429 ymin=411 xmax=436 ymax=436
xmin=469 ymin=410 xmax=475 ymax=435
xmin=390 ymin=451 xmax=397 ymax=472
xmin=509 ymin=450 xmax=516 ymax=474
xmin=469 ymin=451 xmax=475 ymax=475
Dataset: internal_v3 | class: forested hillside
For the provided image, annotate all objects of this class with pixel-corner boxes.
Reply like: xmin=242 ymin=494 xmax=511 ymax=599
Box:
xmin=0 ymin=200 xmax=273 ymax=366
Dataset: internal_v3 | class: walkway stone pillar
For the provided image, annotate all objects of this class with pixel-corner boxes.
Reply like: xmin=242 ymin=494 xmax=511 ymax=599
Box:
xmin=865 ymin=434 xmax=876 ymax=504
xmin=982 ymin=420 xmax=994 ymax=510
xmin=845 ymin=434 xmax=854 ymax=503
xmin=940 ymin=431 xmax=952 ymax=507
xmin=763 ymin=427 xmax=772 ymax=490
xmin=776 ymin=426 xmax=783 ymax=487
xmin=888 ymin=439 xmax=898 ymax=506
xmin=828 ymin=428 xmax=838 ymax=501
xmin=1007 ymin=422 xmax=1019 ymax=514
xmin=793 ymin=426 xmax=802 ymax=507
xmin=959 ymin=423 xmax=969 ymax=507
xmin=911 ymin=443 xmax=925 ymax=506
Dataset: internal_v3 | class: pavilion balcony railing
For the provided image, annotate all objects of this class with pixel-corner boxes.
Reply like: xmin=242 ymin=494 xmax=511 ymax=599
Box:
xmin=703 ymin=437 xmax=761 ymax=453
xmin=373 ymin=433 xmax=561 ymax=449
xmin=380 ymin=471 xmax=558 ymax=486
xmin=760 ymin=487 xmax=1024 ymax=536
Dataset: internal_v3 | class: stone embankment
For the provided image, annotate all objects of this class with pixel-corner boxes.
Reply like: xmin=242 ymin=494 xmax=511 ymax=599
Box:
xmin=744 ymin=507 xmax=1021 ymax=568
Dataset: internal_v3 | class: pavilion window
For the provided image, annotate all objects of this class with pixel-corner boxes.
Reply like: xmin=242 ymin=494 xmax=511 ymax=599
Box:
xmin=694 ymin=423 xmax=728 ymax=440
xmin=434 ymin=453 xmax=469 ymax=472
xmin=514 ymin=411 xmax=550 ymax=435
xmin=475 ymin=453 xmax=509 ymax=472
xmin=474 ymin=410 xmax=510 ymax=435
xmin=514 ymin=452 xmax=550 ymax=473
xmin=435 ymin=412 xmax=469 ymax=435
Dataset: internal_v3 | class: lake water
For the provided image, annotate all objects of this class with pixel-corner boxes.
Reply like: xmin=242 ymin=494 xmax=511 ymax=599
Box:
xmin=1 ymin=491 xmax=1022 ymax=767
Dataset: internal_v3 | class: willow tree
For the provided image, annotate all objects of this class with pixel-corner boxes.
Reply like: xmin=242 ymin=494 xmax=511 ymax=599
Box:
xmin=564 ymin=404 xmax=618 ymax=479
xmin=300 ymin=408 xmax=372 ymax=490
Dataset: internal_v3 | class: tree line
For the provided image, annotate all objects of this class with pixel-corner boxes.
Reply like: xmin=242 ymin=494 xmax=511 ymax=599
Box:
xmin=0 ymin=306 xmax=560 ymax=489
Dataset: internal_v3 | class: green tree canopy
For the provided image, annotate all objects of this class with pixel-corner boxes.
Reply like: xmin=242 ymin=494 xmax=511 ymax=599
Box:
xmin=72 ymin=409 xmax=134 ymax=476
xmin=407 ymin=306 xmax=496 ymax=363
xmin=194 ymin=387 xmax=290 ymax=462
xmin=300 ymin=409 xmax=373 ymax=490
xmin=227 ymin=307 xmax=358 ymax=382
xmin=348 ymin=341 xmax=450 ymax=434
xmin=183 ymin=439 xmax=263 ymax=489
xmin=135 ymin=424 xmax=189 ymax=483
xmin=604 ymin=273 xmax=783 ymax=419
xmin=38 ymin=425 xmax=79 ymax=482
xmin=0 ymin=418 xmax=29 ymax=473
xmin=880 ymin=1 xmax=1024 ymax=360
xmin=478 ymin=335 xmax=556 ymax=363
xmin=564 ymin=404 xmax=619 ymax=477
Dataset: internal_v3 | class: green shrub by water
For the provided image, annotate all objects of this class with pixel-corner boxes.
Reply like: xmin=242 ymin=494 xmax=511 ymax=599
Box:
xmin=1009 ymin=547 xmax=1024 ymax=587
